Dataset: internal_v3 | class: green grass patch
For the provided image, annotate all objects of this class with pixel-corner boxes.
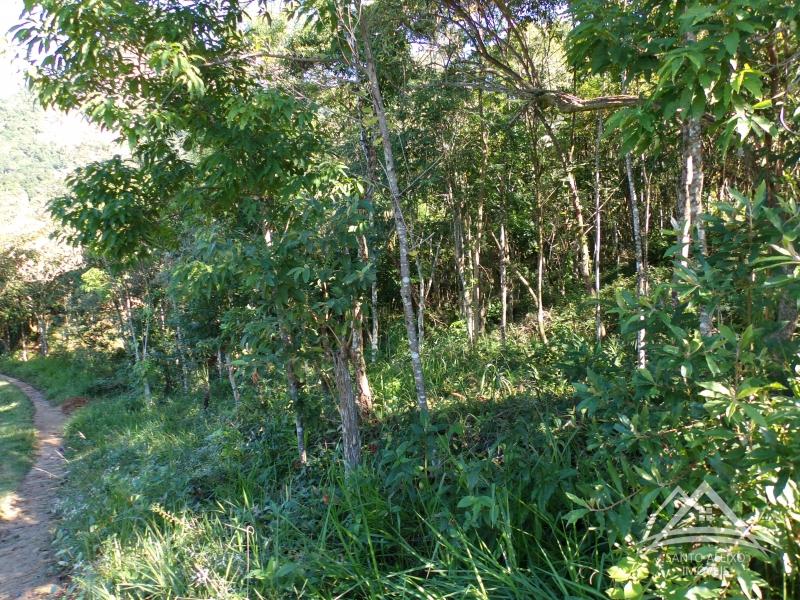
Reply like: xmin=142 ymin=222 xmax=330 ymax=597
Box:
xmin=39 ymin=328 xmax=612 ymax=598
xmin=0 ymin=351 xmax=126 ymax=405
xmin=0 ymin=380 xmax=35 ymax=512
xmin=21 ymin=308 xmax=800 ymax=598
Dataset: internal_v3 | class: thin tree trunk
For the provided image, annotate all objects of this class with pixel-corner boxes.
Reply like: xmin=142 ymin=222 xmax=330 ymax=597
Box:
xmin=122 ymin=289 xmax=139 ymax=359
xmin=370 ymin=276 xmax=379 ymax=362
xmin=37 ymin=314 xmax=48 ymax=357
xmin=471 ymin=229 xmax=484 ymax=339
xmin=453 ymin=193 xmax=474 ymax=342
xmin=141 ymin=307 xmax=152 ymax=402
xmin=294 ymin=411 xmax=307 ymax=466
xmin=351 ymin=298 xmax=373 ymax=414
xmin=618 ymin=75 xmax=647 ymax=364
xmin=202 ymin=359 xmax=211 ymax=410
xmin=593 ymin=116 xmax=605 ymax=344
xmin=514 ymin=268 xmax=547 ymax=343
xmin=681 ymin=112 xmax=712 ymax=335
xmin=463 ymin=205 xmax=476 ymax=340
xmin=360 ymin=15 xmax=428 ymax=413
xmin=416 ymin=236 xmax=441 ymax=349
xmin=281 ymin=328 xmax=307 ymax=465
xmin=357 ymin=103 xmax=381 ymax=364
xmin=641 ymin=158 xmax=652 ymax=272
xmin=471 ymin=88 xmax=488 ymax=338
xmin=537 ymin=205 xmax=549 ymax=343
xmin=21 ymin=327 xmax=28 ymax=361
xmin=330 ymin=339 xmax=361 ymax=473
xmin=353 ymin=226 xmax=373 ymax=414
xmin=676 ymin=123 xmax=693 ymax=273
xmin=175 ymin=321 xmax=189 ymax=393
xmin=535 ymin=109 xmax=593 ymax=292
xmin=123 ymin=284 xmax=151 ymax=402
xmin=225 ymin=352 xmax=240 ymax=407
xmin=625 ymin=151 xmax=647 ymax=367
xmin=215 ymin=347 xmax=224 ymax=380
xmin=499 ymin=223 xmax=509 ymax=345
xmin=416 ymin=253 xmax=425 ymax=347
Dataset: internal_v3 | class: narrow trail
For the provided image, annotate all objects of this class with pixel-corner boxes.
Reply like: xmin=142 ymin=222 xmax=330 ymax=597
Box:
xmin=0 ymin=375 xmax=65 ymax=600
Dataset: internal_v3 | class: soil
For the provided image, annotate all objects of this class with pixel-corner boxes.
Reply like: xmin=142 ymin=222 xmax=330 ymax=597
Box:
xmin=0 ymin=375 xmax=66 ymax=600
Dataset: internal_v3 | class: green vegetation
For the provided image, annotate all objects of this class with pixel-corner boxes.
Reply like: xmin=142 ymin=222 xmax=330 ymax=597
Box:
xmin=12 ymin=324 xmax=603 ymax=598
xmin=0 ymin=0 xmax=798 ymax=598
xmin=0 ymin=351 xmax=125 ymax=405
xmin=0 ymin=379 xmax=35 ymax=509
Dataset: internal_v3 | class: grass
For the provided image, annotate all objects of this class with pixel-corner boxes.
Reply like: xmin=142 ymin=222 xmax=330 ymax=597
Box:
xmin=0 ymin=379 xmax=35 ymax=515
xmin=9 ymin=308 xmax=798 ymax=598
xmin=54 ymin=391 xmax=607 ymax=599
xmin=18 ymin=324 xmax=616 ymax=599
xmin=0 ymin=350 xmax=126 ymax=405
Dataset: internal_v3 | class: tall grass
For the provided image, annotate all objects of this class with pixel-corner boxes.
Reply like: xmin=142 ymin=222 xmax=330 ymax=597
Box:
xmin=17 ymin=314 xmax=796 ymax=598
xmin=0 ymin=350 xmax=126 ymax=405
xmin=0 ymin=379 xmax=35 ymax=515
xmin=21 ymin=324 xmax=619 ymax=599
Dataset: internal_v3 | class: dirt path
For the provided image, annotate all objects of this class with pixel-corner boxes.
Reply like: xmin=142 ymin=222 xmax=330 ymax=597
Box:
xmin=0 ymin=375 xmax=65 ymax=600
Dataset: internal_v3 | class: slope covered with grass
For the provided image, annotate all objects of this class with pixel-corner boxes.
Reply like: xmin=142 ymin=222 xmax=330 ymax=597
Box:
xmin=9 ymin=326 xmax=614 ymax=598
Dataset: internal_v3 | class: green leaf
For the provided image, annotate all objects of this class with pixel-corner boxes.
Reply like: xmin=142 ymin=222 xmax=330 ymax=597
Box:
xmin=638 ymin=368 xmax=655 ymax=384
xmin=773 ymin=471 xmax=790 ymax=498
xmin=457 ymin=495 xmax=476 ymax=509
xmin=565 ymin=492 xmax=590 ymax=509
xmin=563 ymin=508 xmax=589 ymax=524
xmin=705 ymin=354 xmax=722 ymax=376
xmin=741 ymin=71 xmax=764 ymax=98
xmin=681 ymin=5 xmax=716 ymax=27
xmin=699 ymin=381 xmax=733 ymax=396
xmin=741 ymin=403 xmax=768 ymax=428
xmin=608 ymin=565 xmax=631 ymax=582
xmin=723 ymin=31 xmax=740 ymax=55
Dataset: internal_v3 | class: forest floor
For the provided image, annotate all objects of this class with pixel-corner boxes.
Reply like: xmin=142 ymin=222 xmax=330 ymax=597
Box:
xmin=0 ymin=375 xmax=65 ymax=600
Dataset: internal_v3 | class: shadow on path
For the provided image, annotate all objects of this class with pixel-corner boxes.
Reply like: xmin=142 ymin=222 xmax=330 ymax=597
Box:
xmin=0 ymin=374 xmax=65 ymax=600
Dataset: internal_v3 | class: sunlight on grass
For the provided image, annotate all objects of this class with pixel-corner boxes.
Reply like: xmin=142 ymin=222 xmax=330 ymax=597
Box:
xmin=0 ymin=380 xmax=35 ymax=515
xmin=0 ymin=352 xmax=124 ymax=405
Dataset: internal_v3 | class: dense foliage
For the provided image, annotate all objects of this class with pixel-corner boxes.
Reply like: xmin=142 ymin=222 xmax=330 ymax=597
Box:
xmin=1 ymin=0 xmax=798 ymax=598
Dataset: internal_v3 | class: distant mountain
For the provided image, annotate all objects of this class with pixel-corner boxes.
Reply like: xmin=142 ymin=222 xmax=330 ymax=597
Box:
xmin=0 ymin=91 xmax=120 ymax=251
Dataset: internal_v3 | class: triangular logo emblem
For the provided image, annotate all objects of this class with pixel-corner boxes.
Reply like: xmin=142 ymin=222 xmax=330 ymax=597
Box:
xmin=640 ymin=481 xmax=771 ymax=552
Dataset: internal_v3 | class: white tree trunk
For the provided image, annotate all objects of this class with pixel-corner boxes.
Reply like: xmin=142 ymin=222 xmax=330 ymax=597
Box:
xmin=537 ymin=205 xmax=549 ymax=344
xmin=624 ymin=152 xmax=647 ymax=367
xmin=680 ymin=114 xmax=712 ymax=335
xmin=499 ymin=223 xmax=509 ymax=345
xmin=360 ymin=16 xmax=428 ymax=413
xmin=593 ymin=116 xmax=605 ymax=344
xmin=351 ymin=299 xmax=373 ymax=414
xmin=37 ymin=315 xmax=48 ymax=357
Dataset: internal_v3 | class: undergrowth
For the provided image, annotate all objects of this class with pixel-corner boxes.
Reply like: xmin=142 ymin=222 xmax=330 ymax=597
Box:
xmin=5 ymin=193 xmax=800 ymax=600
xmin=12 ymin=324 xmax=616 ymax=599
xmin=0 ymin=349 xmax=126 ymax=405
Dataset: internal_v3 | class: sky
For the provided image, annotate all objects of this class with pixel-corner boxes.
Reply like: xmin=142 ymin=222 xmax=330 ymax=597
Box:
xmin=0 ymin=0 xmax=118 ymax=147
xmin=0 ymin=0 xmax=25 ymax=98
xmin=0 ymin=0 xmax=119 ymax=253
